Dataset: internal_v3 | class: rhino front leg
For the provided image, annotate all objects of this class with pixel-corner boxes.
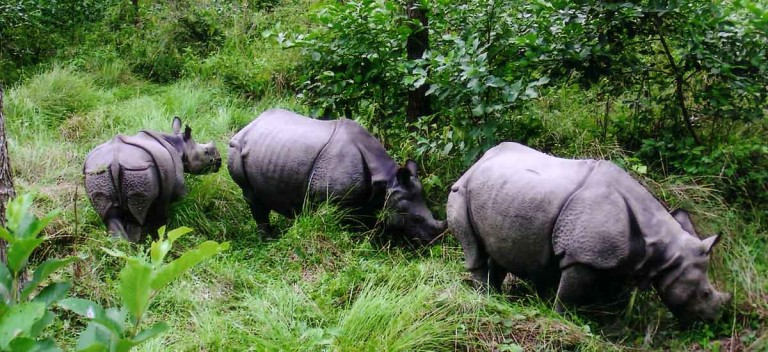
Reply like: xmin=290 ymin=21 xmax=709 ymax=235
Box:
xmin=554 ymin=264 xmax=598 ymax=313
xmin=488 ymin=258 xmax=508 ymax=292
xmin=448 ymin=186 xmax=490 ymax=292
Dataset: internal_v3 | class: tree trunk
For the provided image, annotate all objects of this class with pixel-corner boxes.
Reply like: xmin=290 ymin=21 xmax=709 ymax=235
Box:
xmin=405 ymin=1 xmax=431 ymax=122
xmin=0 ymin=85 xmax=17 ymax=264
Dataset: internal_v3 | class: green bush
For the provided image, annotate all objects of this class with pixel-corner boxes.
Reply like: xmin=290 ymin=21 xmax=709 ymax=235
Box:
xmin=58 ymin=226 xmax=229 ymax=351
xmin=0 ymin=194 xmax=229 ymax=351
xmin=286 ymin=0 xmax=411 ymax=119
xmin=0 ymin=194 xmax=80 ymax=351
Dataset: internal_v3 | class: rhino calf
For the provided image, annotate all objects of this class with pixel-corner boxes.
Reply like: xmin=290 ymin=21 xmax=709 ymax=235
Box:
xmin=448 ymin=142 xmax=731 ymax=323
xmin=84 ymin=117 xmax=221 ymax=242
xmin=228 ymin=109 xmax=445 ymax=242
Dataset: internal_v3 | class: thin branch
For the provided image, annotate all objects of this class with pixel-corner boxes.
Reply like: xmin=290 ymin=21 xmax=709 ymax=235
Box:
xmin=655 ymin=17 xmax=702 ymax=145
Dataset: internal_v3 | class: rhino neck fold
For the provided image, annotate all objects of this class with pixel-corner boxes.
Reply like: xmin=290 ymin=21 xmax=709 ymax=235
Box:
xmin=156 ymin=132 xmax=185 ymax=156
xmin=627 ymin=195 xmax=687 ymax=288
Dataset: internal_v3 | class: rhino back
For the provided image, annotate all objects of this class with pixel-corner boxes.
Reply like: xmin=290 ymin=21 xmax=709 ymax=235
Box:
xmin=308 ymin=120 xmax=398 ymax=206
xmin=462 ymin=143 xmax=597 ymax=277
xmin=231 ymin=109 xmax=338 ymax=215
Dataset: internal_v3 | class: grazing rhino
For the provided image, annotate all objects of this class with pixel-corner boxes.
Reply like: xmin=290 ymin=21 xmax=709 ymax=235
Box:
xmin=84 ymin=117 xmax=221 ymax=242
xmin=228 ymin=109 xmax=445 ymax=242
xmin=447 ymin=142 xmax=731 ymax=323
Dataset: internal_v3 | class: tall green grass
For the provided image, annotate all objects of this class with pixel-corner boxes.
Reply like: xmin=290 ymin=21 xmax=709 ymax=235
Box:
xmin=2 ymin=0 xmax=765 ymax=350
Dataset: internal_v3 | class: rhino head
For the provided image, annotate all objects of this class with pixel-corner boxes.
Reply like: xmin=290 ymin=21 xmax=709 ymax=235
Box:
xmin=655 ymin=210 xmax=732 ymax=324
xmin=172 ymin=117 xmax=222 ymax=174
xmin=383 ymin=160 xmax=446 ymax=243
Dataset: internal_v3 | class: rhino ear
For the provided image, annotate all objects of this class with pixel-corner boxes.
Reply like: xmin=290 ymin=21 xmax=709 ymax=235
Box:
xmin=405 ymin=159 xmax=418 ymax=176
xmin=701 ymin=234 xmax=722 ymax=255
xmin=671 ymin=208 xmax=697 ymax=236
xmin=183 ymin=125 xmax=192 ymax=141
xmin=396 ymin=167 xmax=413 ymax=188
xmin=172 ymin=116 xmax=182 ymax=134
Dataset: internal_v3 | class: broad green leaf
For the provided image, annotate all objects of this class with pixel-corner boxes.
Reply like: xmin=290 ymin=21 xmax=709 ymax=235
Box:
xmin=0 ymin=298 xmax=7 ymax=317
xmin=101 ymin=247 xmax=127 ymax=259
xmin=8 ymin=337 xmax=62 ymax=352
xmin=0 ymin=302 xmax=46 ymax=349
xmin=151 ymin=241 xmax=229 ymax=291
xmin=7 ymin=238 xmax=45 ymax=274
xmin=17 ymin=209 xmax=59 ymax=241
xmin=105 ymin=307 xmax=127 ymax=331
xmin=22 ymin=256 xmax=81 ymax=300
xmin=76 ymin=345 xmax=107 ymax=352
xmin=119 ymin=257 xmax=153 ymax=321
xmin=149 ymin=240 xmax=172 ymax=266
xmin=132 ymin=322 xmax=169 ymax=344
xmin=75 ymin=323 xmax=110 ymax=352
xmin=8 ymin=337 xmax=36 ymax=351
xmin=58 ymin=298 xmax=122 ymax=336
xmin=114 ymin=338 xmax=137 ymax=352
xmin=0 ymin=263 xmax=11 ymax=303
xmin=57 ymin=298 xmax=105 ymax=319
xmin=22 ymin=337 xmax=60 ymax=352
xmin=0 ymin=227 xmax=12 ymax=243
xmin=166 ymin=226 xmax=193 ymax=243
xmin=6 ymin=194 xmax=35 ymax=236
xmin=150 ymin=226 xmax=193 ymax=265
xmin=28 ymin=310 xmax=54 ymax=338
xmin=32 ymin=282 xmax=72 ymax=307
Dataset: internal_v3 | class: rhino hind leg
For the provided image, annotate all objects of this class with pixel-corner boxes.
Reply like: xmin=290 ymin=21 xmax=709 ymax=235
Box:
xmin=245 ymin=195 xmax=274 ymax=239
xmin=103 ymin=208 xmax=142 ymax=242
xmin=448 ymin=187 xmax=491 ymax=292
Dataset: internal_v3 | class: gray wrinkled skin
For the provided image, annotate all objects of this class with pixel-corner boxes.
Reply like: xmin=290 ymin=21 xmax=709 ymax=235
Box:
xmin=84 ymin=117 xmax=222 ymax=242
xmin=447 ymin=142 xmax=730 ymax=323
xmin=228 ymin=109 xmax=445 ymax=242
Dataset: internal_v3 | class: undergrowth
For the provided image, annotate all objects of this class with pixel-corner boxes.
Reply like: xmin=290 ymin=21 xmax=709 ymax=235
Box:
xmin=1 ymin=0 xmax=766 ymax=350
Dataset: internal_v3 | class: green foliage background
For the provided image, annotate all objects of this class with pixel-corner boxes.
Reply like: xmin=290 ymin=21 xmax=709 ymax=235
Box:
xmin=0 ymin=0 xmax=766 ymax=350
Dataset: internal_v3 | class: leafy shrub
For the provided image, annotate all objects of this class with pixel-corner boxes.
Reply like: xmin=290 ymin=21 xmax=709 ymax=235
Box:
xmin=639 ymin=136 xmax=768 ymax=207
xmin=0 ymin=194 xmax=80 ymax=351
xmin=58 ymin=226 xmax=229 ymax=351
xmin=291 ymin=0 xmax=768 ymax=205
xmin=286 ymin=0 xmax=411 ymax=119
xmin=0 ymin=0 xmax=117 ymax=84
xmin=0 ymin=193 xmax=229 ymax=351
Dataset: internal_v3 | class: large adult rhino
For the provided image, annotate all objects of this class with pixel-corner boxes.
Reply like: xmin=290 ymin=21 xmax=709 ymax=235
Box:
xmin=228 ymin=109 xmax=445 ymax=242
xmin=84 ymin=117 xmax=221 ymax=242
xmin=448 ymin=142 xmax=731 ymax=323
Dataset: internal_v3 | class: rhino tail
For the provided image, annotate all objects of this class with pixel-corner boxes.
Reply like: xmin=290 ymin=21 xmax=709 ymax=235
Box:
xmin=227 ymin=139 xmax=251 ymax=191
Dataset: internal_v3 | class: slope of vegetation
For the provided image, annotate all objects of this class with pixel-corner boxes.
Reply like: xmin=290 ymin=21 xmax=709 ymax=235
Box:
xmin=1 ymin=0 xmax=766 ymax=350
